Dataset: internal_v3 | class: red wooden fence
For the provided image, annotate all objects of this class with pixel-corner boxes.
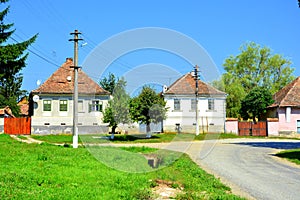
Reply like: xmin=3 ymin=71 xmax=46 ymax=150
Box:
xmin=4 ymin=117 xmax=31 ymax=135
xmin=238 ymin=121 xmax=267 ymax=136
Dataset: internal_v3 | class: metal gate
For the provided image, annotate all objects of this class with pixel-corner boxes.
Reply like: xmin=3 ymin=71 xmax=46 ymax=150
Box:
xmin=238 ymin=121 xmax=267 ymax=136
xmin=4 ymin=117 xmax=31 ymax=135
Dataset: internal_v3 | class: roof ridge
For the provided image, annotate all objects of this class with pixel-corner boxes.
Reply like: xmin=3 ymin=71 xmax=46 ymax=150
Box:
xmin=272 ymin=76 xmax=300 ymax=107
xmin=166 ymin=73 xmax=189 ymax=91
xmin=31 ymin=59 xmax=110 ymax=95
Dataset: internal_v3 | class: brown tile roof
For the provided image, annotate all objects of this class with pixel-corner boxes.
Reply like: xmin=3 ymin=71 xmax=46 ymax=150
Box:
xmin=31 ymin=58 xmax=110 ymax=95
xmin=164 ymin=73 xmax=226 ymax=96
xmin=269 ymin=76 xmax=300 ymax=108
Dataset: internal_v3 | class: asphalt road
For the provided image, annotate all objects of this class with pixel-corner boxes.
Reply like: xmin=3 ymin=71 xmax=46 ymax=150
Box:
xmin=185 ymin=139 xmax=300 ymax=200
xmin=92 ymin=137 xmax=300 ymax=199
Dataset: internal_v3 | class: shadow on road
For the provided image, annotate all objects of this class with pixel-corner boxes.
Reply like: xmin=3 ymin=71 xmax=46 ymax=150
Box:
xmin=232 ymin=141 xmax=300 ymax=149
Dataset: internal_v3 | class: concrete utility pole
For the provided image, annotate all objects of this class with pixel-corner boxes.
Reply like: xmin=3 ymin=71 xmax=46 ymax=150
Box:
xmin=69 ymin=30 xmax=82 ymax=148
xmin=194 ymin=65 xmax=200 ymax=135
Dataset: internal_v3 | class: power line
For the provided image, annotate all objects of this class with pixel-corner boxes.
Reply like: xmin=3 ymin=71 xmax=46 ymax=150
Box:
xmin=10 ymin=36 xmax=60 ymax=68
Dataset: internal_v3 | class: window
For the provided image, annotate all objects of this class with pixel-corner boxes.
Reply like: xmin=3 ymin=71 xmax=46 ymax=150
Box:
xmin=174 ymin=99 xmax=180 ymax=111
xmin=59 ymin=100 xmax=68 ymax=111
xmin=208 ymin=99 xmax=214 ymax=110
xmin=297 ymin=120 xmax=300 ymax=134
xmin=191 ymin=99 xmax=196 ymax=111
xmin=78 ymin=100 xmax=84 ymax=112
xmin=43 ymin=100 xmax=51 ymax=111
xmin=89 ymin=100 xmax=102 ymax=112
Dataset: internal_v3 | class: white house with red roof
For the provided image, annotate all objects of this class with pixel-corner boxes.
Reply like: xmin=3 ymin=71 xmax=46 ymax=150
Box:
xmin=267 ymin=76 xmax=300 ymax=135
xmin=162 ymin=73 xmax=227 ymax=133
xmin=29 ymin=58 xmax=111 ymax=134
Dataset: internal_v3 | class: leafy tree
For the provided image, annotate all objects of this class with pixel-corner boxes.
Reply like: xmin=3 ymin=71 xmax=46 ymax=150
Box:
xmin=220 ymin=42 xmax=295 ymax=118
xmin=129 ymin=86 xmax=167 ymax=137
xmin=99 ymin=72 xmax=117 ymax=94
xmin=0 ymin=0 xmax=37 ymax=116
xmin=103 ymin=77 xmax=131 ymax=137
xmin=239 ymin=87 xmax=274 ymax=122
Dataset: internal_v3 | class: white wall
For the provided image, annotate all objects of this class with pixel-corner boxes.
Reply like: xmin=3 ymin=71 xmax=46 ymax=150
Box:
xmin=163 ymin=95 xmax=226 ymax=133
xmin=32 ymin=94 xmax=109 ymax=126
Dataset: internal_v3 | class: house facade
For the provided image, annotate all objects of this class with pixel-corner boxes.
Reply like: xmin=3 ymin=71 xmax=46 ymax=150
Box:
xmin=29 ymin=58 xmax=110 ymax=134
xmin=267 ymin=76 xmax=300 ymax=135
xmin=163 ymin=73 xmax=227 ymax=133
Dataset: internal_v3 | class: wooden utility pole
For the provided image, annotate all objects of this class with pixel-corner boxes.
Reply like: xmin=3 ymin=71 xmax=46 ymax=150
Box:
xmin=69 ymin=30 xmax=82 ymax=148
xmin=194 ymin=65 xmax=200 ymax=135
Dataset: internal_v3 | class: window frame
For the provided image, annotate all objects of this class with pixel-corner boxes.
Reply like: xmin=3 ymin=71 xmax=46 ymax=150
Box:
xmin=59 ymin=100 xmax=68 ymax=112
xmin=191 ymin=99 xmax=196 ymax=111
xmin=208 ymin=98 xmax=215 ymax=111
xmin=78 ymin=100 xmax=84 ymax=113
xmin=43 ymin=100 xmax=52 ymax=112
xmin=174 ymin=99 xmax=181 ymax=111
xmin=89 ymin=100 xmax=103 ymax=112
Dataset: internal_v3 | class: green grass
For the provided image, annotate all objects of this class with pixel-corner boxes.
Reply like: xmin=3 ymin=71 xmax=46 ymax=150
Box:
xmin=17 ymin=135 xmax=28 ymax=140
xmin=31 ymin=134 xmax=80 ymax=144
xmin=275 ymin=149 xmax=300 ymax=165
xmin=32 ymin=133 xmax=243 ymax=145
xmin=0 ymin=134 xmax=244 ymax=199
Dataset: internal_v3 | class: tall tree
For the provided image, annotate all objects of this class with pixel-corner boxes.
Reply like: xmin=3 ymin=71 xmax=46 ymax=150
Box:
xmin=220 ymin=42 xmax=294 ymax=118
xmin=103 ymin=77 xmax=131 ymax=138
xmin=99 ymin=72 xmax=117 ymax=94
xmin=239 ymin=87 xmax=274 ymax=122
xmin=0 ymin=0 xmax=37 ymax=116
xmin=129 ymin=86 xmax=167 ymax=137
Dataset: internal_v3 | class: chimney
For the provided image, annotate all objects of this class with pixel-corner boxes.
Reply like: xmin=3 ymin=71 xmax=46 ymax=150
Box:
xmin=66 ymin=58 xmax=73 ymax=63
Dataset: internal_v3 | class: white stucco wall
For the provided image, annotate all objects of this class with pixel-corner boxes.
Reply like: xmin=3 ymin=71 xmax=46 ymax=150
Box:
xmin=163 ymin=95 xmax=226 ymax=133
xmin=31 ymin=94 xmax=109 ymax=127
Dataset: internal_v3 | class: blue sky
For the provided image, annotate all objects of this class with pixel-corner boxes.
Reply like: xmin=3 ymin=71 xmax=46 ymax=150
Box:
xmin=2 ymin=0 xmax=300 ymax=93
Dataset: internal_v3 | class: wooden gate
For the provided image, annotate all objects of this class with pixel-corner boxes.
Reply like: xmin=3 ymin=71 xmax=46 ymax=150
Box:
xmin=238 ymin=121 xmax=267 ymax=136
xmin=4 ymin=117 xmax=31 ymax=135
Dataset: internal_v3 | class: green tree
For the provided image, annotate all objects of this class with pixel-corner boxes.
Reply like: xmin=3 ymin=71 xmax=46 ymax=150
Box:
xmin=99 ymin=72 xmax=117 ymax=94
xmin=103 ymin=77 xmax=131 ymax=138
xmin=129 ymin=86 xmax=167 ymax=137
xmin=0 ymin=0 xmax=37 ymax=116
xmin=239 ymin=87 xmax=274 ymax=122
xmin=221 ymin=42 xmax=294 ymax=118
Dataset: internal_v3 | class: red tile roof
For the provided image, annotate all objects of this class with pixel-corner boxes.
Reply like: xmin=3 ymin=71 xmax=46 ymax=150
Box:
xmin=31 ymin=58 xmax=110 ymax=95
xmin=269 ymin=76 xmax=300 ymax=108
xmin=164 ymin=73 xmax=226 ymax=96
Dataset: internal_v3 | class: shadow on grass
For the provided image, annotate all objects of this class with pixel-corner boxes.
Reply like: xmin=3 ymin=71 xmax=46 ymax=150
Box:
xmin=276 ymin=150 xmax=300 ymax=161
xmin=110 ymin=134 xmax=160 ymax=142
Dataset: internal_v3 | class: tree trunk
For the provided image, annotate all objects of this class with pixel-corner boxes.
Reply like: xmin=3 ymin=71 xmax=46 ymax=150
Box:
xmin=146 ymin=123 xmax=151 ymax=138
xmin=111 ymin=125 xmax=117 ymax=139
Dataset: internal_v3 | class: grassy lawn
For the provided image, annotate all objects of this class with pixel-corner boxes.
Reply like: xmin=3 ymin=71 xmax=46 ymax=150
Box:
xmin=0 ymin=134 xmax=244 ymax=199
xmin=31 ymin=133 xmax=242 ymax=144
xmin=275 ymin=149 xmax=300 ymax=165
